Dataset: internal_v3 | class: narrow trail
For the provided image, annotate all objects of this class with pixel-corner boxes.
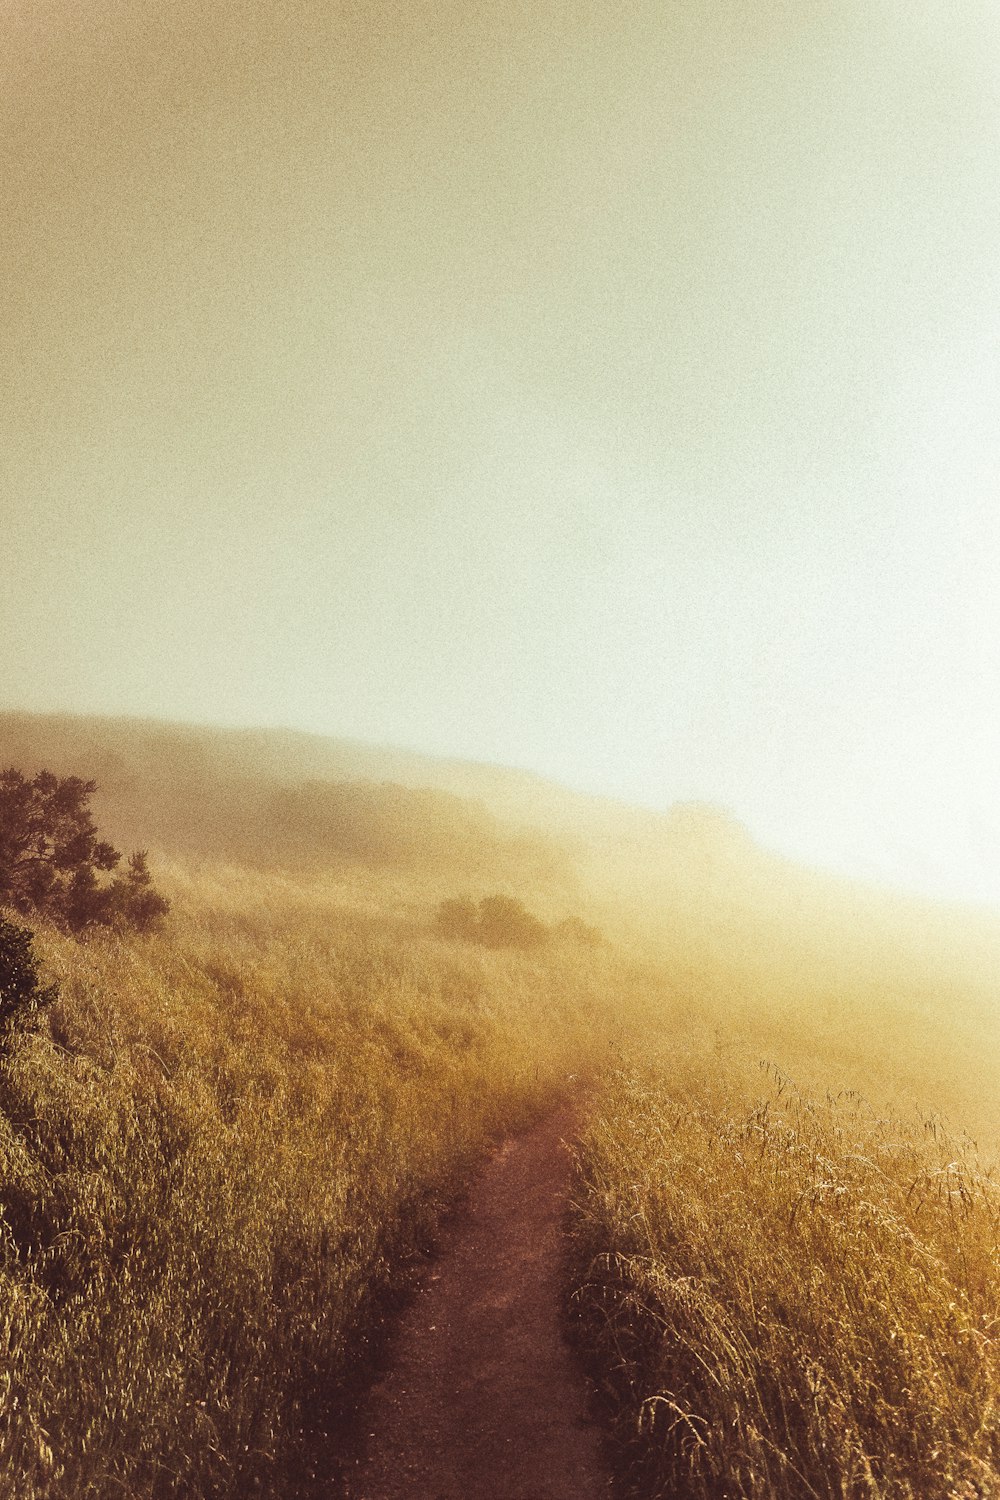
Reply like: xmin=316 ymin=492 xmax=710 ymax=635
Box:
xmin=345 ymin=1102 xmax=612 ymax=1500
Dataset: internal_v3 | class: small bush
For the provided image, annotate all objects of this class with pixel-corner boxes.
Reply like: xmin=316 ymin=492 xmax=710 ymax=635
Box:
xmin=107 ymin=851 xmax=171 ymax=932
xmin=436 ymin=895 xmax=602 ymax=950
xmin=435 ymin=893 xmax=549 ymax=949
xmin=553 ymin=915 xmax=603 ymax=947
xmin=477 ymin=894 xmax=549 ymax=949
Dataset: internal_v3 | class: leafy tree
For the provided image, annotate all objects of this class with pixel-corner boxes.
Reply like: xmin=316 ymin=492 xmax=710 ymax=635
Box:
xmin=0 ymin=768 xmax=168 ymax=933
xmin=0 ymin=914 xmax=58 ymax=1054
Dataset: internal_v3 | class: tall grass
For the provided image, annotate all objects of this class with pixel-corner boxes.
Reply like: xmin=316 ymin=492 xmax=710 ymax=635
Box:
xmin=3 ymin=712 xmax=999 ymax=1498
xmin=0 ymin=863 xmax=637 ymax=1498
xmin=567 ymin=1052 xmax=1000 ymax=1499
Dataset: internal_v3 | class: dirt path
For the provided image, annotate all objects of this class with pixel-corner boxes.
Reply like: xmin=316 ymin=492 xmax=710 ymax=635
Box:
xmin=345 ymin=1103 xmax=611 ymax=1500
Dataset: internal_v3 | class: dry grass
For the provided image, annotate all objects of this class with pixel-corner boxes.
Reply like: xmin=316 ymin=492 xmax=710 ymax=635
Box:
xmin=567 ymin=1049 xmax=1000 ymax=1499
xmin=3 ymin=715 xmax=999 ymax=1499
xmin=0 ymin=862 xmax=639 ymax=1498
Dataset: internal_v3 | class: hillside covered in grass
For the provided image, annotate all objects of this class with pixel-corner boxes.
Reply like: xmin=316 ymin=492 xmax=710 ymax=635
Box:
xmin=567 ymin=1053 xmax=999 ymax=1500
xmin=6 ymin=710 xmax=1000 ymax=978
xmin=0 ymin=713 xmax=663 ymax=1495
xmin=0 ymin=710 xmax=997 ymax=1498
xmin=0 ymin=870 xmax=668 ymax=1497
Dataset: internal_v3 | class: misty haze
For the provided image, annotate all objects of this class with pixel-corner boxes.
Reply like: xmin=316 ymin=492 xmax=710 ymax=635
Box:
xmin=1 ymin=3 xmax=998 ymax=1498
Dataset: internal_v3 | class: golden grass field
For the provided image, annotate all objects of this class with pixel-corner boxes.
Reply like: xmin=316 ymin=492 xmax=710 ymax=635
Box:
xmin=0 ymin=713 xmax=997 ymax=1498
xmin=565 ymin=886 xmax=999 ymax=1498
xmin=567 ymin=1051 xmax=998 ymax=1499
xmin=0 ymin=859 xmax=663 ymax=1498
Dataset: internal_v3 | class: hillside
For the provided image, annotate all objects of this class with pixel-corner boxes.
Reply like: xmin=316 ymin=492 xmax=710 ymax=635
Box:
xmin=4 ymin=709 xmax=999 ymax=988
xmin=0 ymin=711 xmax=580 ymax=908
xmin=2 ymin=709 xmax=998 ymax=1136
xmin=0 ymin=710 xmax=997 ymax=1498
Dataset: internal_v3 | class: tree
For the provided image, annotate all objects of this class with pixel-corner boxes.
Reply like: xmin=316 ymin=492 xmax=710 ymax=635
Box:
xmin=0 ymin=914 xmax=58 ymax=1054
xmin=107 ymin=850 xmax=170 ymax=932
xmin=0 ymin=768 xmax=168 ymax=933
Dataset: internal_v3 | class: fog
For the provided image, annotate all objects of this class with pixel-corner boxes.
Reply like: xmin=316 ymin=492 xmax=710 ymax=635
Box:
xmin=3 ymin=1 xmax=999 ymax=903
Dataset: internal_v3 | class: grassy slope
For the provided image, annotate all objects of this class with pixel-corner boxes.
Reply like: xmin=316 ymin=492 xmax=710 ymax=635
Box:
xmin=565 ymin=951 xmax=1000 ymax=1499
xmin=0 ymin=864 xmax=664 ymax=1498
xmin=0 ymin=715 xmax=679 ymax=1496
xmin=568 ymin=1058 xmax=999 ymax=1499
xmin=1 ymin=711 xmax=998 ymax=1498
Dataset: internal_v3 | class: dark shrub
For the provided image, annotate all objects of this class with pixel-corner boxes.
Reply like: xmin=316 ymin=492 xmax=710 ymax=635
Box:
xmin=108 ymin=851 xmax=171 ymax=932
xmin=476 ymin=894 xmax=549 ymax=949
xmin=435 ymin=893 xmax=551 ymax=949
xmin=0 ymin=913 xmax=58 ymax=1054
xmin=553 ymin=915 xmax=603 ymax=947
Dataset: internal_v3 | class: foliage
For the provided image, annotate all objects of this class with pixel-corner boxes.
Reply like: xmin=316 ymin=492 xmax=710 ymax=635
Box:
xmin=476 ymin=894 xmax=550 ymax=948
xmin=436 ymin=893 xmax=547 ymax=947
xmin=435 ymin=894 xmax=600 ymax=950
xmin=567 ymin=1056 xmax=1000 ymax=1500
xmin=0 ymin=915 xmax=58 ymax=1054
xmin=0 ymin=768 xmax=168 ymax=933
xmin=107 ymin=849 xmax=171 ymax=932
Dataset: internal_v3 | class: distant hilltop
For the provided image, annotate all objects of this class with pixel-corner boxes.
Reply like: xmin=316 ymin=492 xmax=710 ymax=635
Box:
xmin=2 ymin=709 xmax=997 ymax=999
xmin=0 ymin=707 xmax=752 ymax=866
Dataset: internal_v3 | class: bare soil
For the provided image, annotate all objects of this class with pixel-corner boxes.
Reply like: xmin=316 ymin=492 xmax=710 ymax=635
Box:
xmin=344 ymin=1103 xmax=612 ymax=1500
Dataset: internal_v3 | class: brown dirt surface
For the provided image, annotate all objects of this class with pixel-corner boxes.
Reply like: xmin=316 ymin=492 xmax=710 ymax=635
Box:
xmin=345 ymin=1102 xmax=612 ymax=1500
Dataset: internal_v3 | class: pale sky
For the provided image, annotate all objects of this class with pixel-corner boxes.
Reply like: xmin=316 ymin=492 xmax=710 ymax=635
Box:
xmin=3 ymin=1 xmax=1000 ymax=904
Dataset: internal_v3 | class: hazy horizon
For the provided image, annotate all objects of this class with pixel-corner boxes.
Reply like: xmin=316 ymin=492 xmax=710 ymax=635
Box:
xmin=4 ymin=2 xmax=1000 ymax=906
